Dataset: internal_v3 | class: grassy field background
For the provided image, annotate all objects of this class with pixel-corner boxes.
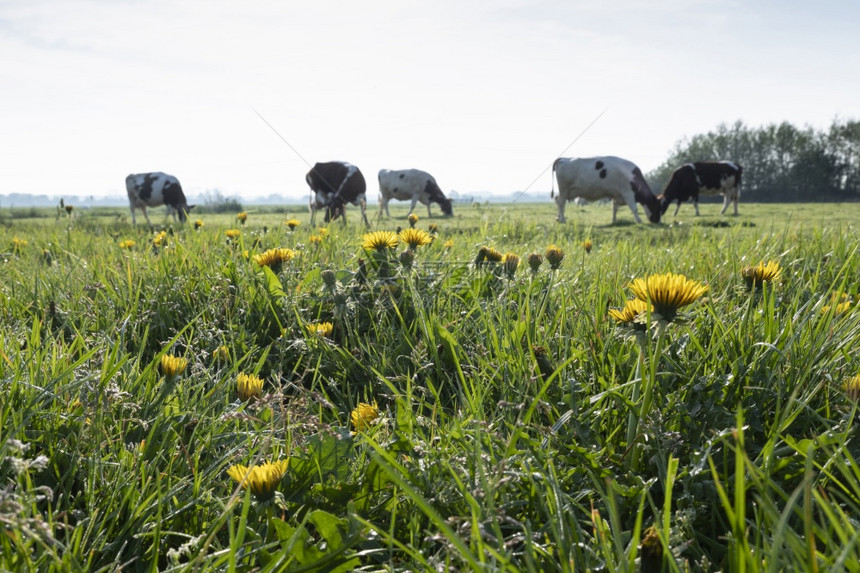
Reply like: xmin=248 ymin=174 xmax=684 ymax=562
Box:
xmin=1 ymin=200 xmax=859 ymax=571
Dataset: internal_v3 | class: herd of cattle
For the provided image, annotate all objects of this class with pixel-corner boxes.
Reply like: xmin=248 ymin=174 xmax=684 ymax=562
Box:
xmin=124 ymin=157 xmax=742 ymax=226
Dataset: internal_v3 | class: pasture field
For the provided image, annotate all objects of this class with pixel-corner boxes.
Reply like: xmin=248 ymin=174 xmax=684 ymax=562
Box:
xmin=1 ymin=200 xmax=860 ymax=572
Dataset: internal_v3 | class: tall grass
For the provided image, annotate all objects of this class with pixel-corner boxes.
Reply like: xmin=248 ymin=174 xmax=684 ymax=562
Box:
xmin=1 ymin=203 xmax=859 ymax=571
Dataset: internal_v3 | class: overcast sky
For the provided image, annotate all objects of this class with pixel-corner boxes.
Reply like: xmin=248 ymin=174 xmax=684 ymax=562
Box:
xmin=1 ymin=0 xmax=857 ymax=200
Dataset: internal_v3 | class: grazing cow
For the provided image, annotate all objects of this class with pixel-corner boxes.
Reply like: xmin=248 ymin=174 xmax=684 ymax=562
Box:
xmin=552 ymin=156 xmax=661 ymax=224
xmin=660 ymin=161 xmax=743 ymax=216
xmin=377 ymin=169 xmax=454 ymax=218
xmin=126 ymin=172 xmax=194 ymax=225
xmin=306 ymin=161 xmax=369 ymax=226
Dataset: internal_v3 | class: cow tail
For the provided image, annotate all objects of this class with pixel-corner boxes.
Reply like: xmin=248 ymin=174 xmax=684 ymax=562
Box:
xmin=550 ymin=160 xmax=557 ymax=199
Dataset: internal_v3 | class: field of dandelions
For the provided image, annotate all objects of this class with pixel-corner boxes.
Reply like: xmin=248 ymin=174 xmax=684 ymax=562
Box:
xmin=2 ymin=202 xmax=860 ymax=572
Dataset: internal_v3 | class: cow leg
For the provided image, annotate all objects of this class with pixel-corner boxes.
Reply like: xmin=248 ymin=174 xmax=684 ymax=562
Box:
xmin=673 ymin=202 xmax=681 ymax=217
xmin=555 ymin=195 xmax=566 ymax=223
xmin=732 ymin=195 xmax=739 ymax=216
xmin=408 ymin=197 xmax=418 ymax=215
xmin=360 ymin=198 xmax=370 ymax=228
xmin=141 ymin=206 xmax=153 ymax=226
xmin=427 ymin=203 xmax=433 ymax=218
xmin=620 ymin=197 xmax=643 ymax=224
xmin=378 ymin=196 xmax=386 ymax=218
xmin=129 ymin=203 xmax=137 ymax=225
xmin=694 ymin=201 xmax=700 ymax=216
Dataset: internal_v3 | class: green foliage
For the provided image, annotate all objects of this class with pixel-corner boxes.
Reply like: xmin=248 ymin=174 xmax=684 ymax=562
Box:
xmin=649 ymin=118 xmax=860 ymax=202
xmin=1 ymin=203 xmax=860 ymax=571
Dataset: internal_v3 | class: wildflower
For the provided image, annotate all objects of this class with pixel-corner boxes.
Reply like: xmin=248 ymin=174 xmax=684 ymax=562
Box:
xmin=545 ymin=245 xmax=564 ymax=270
xmin=119 ymin=239 xmax=136 ymax=249
xmin=503 ymin=252 xmax=520 ymax=278
xmin=225 ymin=229 xmax=241 ymax=240
xmin=309 ymin=234 xmax=323 ymax=245
xmin=351 ymin=402 xmax=379 ymax=432
xmin=194 ymin=219 xmax=204 ymax=230
xmin=362 ymin=230 xmax=399 ymax=252
xmin=640 ymin=526 xmax=663 ymax=573
xmin=253 ymin=248 xmax=296 ymax=272
xmin=845 ymin=374 xmax=860 ymax=402
xmin=608 ymin=298 xmax=653 ymax=324
xmin=527 ymin=252 xmax=543 ymax=273
xmin=822 ymin=293 xmax=855 ymax=315
xmin=153 ymin=231 xmax=167 ymax=247
xmin=212 ymin=346 xmax=230 ymax=362
xmin=237 ymin=373 xmax=264 ymax=401
xmin=236 ymin=212 xmax=248 ymax=225
xmin=741 ymin=260 xmax=781 ymax=290
xmin=628 ymin=272 xmax=708 ymax=322
xmin=583 ymin=239 xmax=593 ymax=253
xmin=65 ymin=205 xmax=74 ymax=216
xmin=226 ymin=459 xmax=289 ymax=500
xmin=42 ymin=249 xmax=52 ymax=266
xmin=11 ymin=237 xmax=27 ymax=253
xmin=407 ymin=213 xmax=419 ymax=228
xmin=318 ymin=228 xmax=329 ymax=238
xmin=443 ymin=239 xmax=454 ymax=249
xmin=284 ymin=218 xmax=300 ymax=230
xmin=321 ymin=269 xmax=337 ymax=289
xmin=307 ymin=322 xmax=334 ymax=338
xmin=160 ymin=354 xmax=188 ymax=377
xmin=399 ymin=228 xmax=432 ymax=250
xmin=428 ymin=223 xmax=439 ymax=234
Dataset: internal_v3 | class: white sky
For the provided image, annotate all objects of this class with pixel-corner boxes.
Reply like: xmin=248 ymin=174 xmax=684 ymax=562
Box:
xmin=1 ymin=0 xmax=858 ymax=200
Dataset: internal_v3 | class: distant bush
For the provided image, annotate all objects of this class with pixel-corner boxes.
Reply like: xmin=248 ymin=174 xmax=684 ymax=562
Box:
xmin=197 ymin=189 xmax=244 ymax=214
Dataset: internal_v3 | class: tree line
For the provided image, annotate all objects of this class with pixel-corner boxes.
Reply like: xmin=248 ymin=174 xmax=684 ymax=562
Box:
xmin=648 ymin=119 xmax=860 ymax=202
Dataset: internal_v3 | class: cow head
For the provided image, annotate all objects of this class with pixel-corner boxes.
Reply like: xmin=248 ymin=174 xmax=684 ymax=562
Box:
xmin=324 ymin=196 xmax=345 ymax=222
xmin=643 ymin=196 xmax=662 ymax=223
xmin=439 ymin=196 xmax=453 ymax=216
xmin=177 ymin=204 xmax=195 ymax=222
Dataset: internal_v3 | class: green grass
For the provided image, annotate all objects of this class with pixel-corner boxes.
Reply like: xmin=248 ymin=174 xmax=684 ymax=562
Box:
xmin=1 ymin=201 xmax=859 ymax=571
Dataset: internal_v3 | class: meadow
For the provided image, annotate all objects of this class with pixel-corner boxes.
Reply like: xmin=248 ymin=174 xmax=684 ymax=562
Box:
xmin=1 ymin=200 xmax=859 ymax=572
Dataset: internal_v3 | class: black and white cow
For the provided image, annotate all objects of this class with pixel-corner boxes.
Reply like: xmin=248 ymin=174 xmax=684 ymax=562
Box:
xmin=306 ymin=161 xmax=369 ymax=226
xmin=660 ymin=161 xmax=743 ymax=216
xmin=377 ymin=169 xmax=454 ymax=218
xmin=552 ymin=156 xmax=661 ymax=224
xmin=126 ymin=172 xmax=194 ymax=225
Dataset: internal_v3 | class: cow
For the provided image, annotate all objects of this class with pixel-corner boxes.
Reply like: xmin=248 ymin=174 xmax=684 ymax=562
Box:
xmin=551 ymin=156 xmax=661 ymax=224
xmin=305 ymin=161 xmax=369 ymax=226
xmin=377 ymin=169 xmax=454 ymax=218
xmin=125 ymin=172 xmax=194 ymax=225
xmin=660 ymin=161 xmax=743 ymax=216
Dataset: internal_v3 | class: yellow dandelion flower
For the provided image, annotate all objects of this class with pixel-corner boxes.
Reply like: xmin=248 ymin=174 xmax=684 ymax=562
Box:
xmin=225 ymin=229 xmax=241 ymax=239
xmin=284 ymin=218 xmax=300 ymax=230
xmin=443 ymin=239 xmax=454 ymax=249
xmin=194 ymin=219 xmax=204 ymax=229
xmin=545 ymin=245 xmax=565 ymax=270
xmin=12 ymin=237 xmax=28 ymax=251
xmin=160 ymin=354 xmax=187 ymax=377
xmin=428 ymin=223 xmax=439 ymax=234
xmin=362 ymin=230 xmax=399 ymax=252
xmin=583 ymin=239 xmax=593 ymax=253
xmin=212 ymin=345 xmax=230 ymax=362
xmin=628 ymin=272 xmax=708 ymax=321
xmin=503 ymin=252 xmax=520 ymax=278
xmin=226 ymin=459 xmax=289 ymax=499
xmin=741 ymin=260 xmax=781 ymax=290
xmin=152 ymin=231 xmax=168 ymax=247
xmin=399 ymin=228 xmax=432 ymax=250
xmin=119 ymin=239 xmax=136 ymax=249
xmin=309 ymin=234 xmax=323 ymax=245
xmin=351 ymin=402 xmax=379 ymax=432
xmin=307 ymin=321 xmax=334 ymax=338
xmin=318 ymin=227 xmax=329 ymax=237
xmin=236 ymin=212 xmax=248 ymax=224
xmin=253 ymin=248 xmax=296 ymax=270
xmin=407 ymin=213 xmax=419 ymax=227
xmin=822 ymin=293 xmax=855 ymax=315
xmin=237 ymin=373 xmax=264 ymax=401
xmin=845 ymin=374 xmax=860 ymax=402
xmin=608 ymin=298 xmax=653 ymax=324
